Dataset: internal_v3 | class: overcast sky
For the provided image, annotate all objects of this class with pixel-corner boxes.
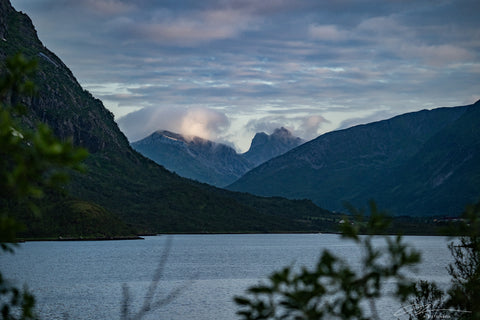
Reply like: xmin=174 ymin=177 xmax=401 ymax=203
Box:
xmin=11 ymin=0 xmax=480 ymax=151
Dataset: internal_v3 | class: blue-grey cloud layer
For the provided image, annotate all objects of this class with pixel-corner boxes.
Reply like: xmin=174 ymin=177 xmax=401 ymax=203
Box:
xmin=12 ymin=0 xmax=480 ymax=150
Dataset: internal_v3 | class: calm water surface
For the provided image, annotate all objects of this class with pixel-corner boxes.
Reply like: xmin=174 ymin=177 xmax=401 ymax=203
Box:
xmin=0 ymin=234 xmax=453 ymax=319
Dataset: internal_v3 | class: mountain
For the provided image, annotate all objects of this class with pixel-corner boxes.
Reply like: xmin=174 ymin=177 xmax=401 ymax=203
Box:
xmin=1 ymin=0 xmax=336 ymax=235
xmin=131 ymin=128 xmax=304 ymax=187
xmin=229 ymin=102 xmax=480 ymax=216
xmin=243 ymin=127 xmax=305 ymax=167
xmin=131 ymin=130 xmax=252 ymax=187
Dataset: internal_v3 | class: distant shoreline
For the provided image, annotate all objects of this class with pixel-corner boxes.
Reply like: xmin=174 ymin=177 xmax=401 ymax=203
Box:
xmin=18 ymin=235 xmax=144 ymax=242
xmin=17 ymin=228 xmax=452 ymax=242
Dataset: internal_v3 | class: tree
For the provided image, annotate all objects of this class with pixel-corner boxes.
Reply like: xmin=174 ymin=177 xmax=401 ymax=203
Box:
xmin=400 ymin=280 xmax=447 ymax=320
xmin=403 ymin=201 xmax=480 ymax=320
xmin=0 ymin=53 xmax=87 ymax=320
xmin=444 ymin=201 xmax=480 ymax=319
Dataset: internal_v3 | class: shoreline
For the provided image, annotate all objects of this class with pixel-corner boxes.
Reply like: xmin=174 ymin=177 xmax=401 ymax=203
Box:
xmin=17 ymin=229 xmax=451 ymax=242
xmin=18 ymin=235 xmax=144 ymax=242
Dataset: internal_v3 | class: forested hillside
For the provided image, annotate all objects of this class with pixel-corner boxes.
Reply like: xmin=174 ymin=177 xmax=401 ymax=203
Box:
xmin=0 ymin=0 xmax=336 ymax=236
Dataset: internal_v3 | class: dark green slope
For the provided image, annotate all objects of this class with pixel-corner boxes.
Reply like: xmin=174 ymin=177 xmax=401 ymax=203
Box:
xmin=382 ymin=103 xmax=480 ymax=216
xmin=229 ymin=103 xmax=480 ymax=216
xmin=0 ymin=1 xmax=335 ymax=235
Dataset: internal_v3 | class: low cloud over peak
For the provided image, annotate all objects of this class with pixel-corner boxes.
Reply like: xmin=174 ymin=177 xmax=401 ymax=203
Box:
xmin=118 ymin=106 xmax=229 ymax=143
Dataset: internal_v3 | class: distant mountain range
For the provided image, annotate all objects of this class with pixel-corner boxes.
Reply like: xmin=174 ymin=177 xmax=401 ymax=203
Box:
xmin=229 ymin=102 xmax=480 ymax=216
xmin=1 ymin=0 xmax=335 ymax=236
xmin=131 ymin=130 xmax=252 ymax=187
xmin=131 ymin=127 xmax=304 ymax=187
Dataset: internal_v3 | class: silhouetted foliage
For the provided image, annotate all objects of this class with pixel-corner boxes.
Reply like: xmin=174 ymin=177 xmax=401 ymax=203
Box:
xmin=445 ymin=202 xmax=480 ymax=319
xmin=399 ymin=280 xmax=447 ymax=320
xmin=120 ymin=237 xmax=194 ymax=320
xmin=403 ymin=201 xmax=480 ymax=320
xmin=0 ymin=53 xmax=87 ymax=320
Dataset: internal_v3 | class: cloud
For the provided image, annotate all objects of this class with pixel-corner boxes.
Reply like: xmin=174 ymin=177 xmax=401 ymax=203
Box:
xmin=309 ymin=24 xmax=348 ymax=41
xmin=134 ymin=9 xmax=257 ymax=45
xmin=301 ymin=115 xmax=330 ymax=139
xmin=338 ymin=109 xmax=399 ymax=131
xmin=180 ymin=107 xmax=230 ymax=140
xmin=245 ymin=117 xmax=287 ymax=135
xmin=117 ymin=106 xmax=229 ymax=142
xmin=354 ymin=14 xmax=477 ymax=66
xmin=399 ymin=44 xmax=475 ymax=67
xmin=245 ymin=114 xmax=330 ymax=141
xmin=83 ymin=0 xmax=135 ymax=16
xmin=117 ymin=107 xmax=182 ymax=142
xmin=11 ymin=0 xmax=480 ymax=150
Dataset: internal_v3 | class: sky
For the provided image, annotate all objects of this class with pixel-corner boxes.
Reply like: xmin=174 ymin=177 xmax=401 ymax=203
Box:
xmin=11 ymin=0 xmax=480 ymax=152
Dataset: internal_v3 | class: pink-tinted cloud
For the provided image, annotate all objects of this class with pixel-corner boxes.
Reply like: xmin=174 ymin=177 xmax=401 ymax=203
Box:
xmin=309 ymin=24 xmax=348 ymax=41
xmin=84 ymin=0 xmax=135 ymax=15
xmin=118 ymin=106 xmax=229 ymax=142
xmin=136 ymin=8 xmax=257 ymax=45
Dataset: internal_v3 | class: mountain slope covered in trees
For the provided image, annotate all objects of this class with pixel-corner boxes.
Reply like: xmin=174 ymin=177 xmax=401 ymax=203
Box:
xmin=0 ymin=0 xmax=335 ymax=235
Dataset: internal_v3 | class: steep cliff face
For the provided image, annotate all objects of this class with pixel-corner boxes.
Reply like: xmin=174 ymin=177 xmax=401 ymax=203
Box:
xmin=0 ymin=1 xmax=126 ymax=153
xmin=229 ymin=103 xmax=480 ymax=216
xmin=0 ymin=1 xmax=8 ymax=40
xmin=243 ymin=127 xmax=304 ymax=167
xmin=132 ymin=130 xmax=253 ymax=187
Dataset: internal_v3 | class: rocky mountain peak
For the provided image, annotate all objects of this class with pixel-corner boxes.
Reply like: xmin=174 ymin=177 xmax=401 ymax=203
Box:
xmin=244 ymin=127 xmax=304 ymax=167
xmin=132 ymin=130 xmax=253 ymax=187
xmin=250 ymin=132 xmax=269 ymax=148
xmin=272 ymin=127 xmax=292 ymax=137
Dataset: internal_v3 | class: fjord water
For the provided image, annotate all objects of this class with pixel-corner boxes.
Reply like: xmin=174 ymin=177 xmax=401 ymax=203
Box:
xmin=1 ymin=234 xmax=452 ymax=320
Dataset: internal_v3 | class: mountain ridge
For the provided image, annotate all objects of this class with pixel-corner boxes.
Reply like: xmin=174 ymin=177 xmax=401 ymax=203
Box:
xmin=131 ymin=127 xmax=304 ymax=187
xmin=229 ymin=103 xmax=480 ymax=216
xmin=132 ymin=130 xmax=253 ymax=187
